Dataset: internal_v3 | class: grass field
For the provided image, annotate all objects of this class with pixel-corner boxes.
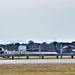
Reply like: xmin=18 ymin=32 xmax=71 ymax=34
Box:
xmin=0 ymin=64 xmax=75 ymax=75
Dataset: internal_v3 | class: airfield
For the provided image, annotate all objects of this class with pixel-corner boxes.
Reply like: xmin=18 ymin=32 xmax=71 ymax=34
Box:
xmin=0 ymin=52 xmax=75 ymax=75
xmin=0 ymin=51 xmax=75 ymax=64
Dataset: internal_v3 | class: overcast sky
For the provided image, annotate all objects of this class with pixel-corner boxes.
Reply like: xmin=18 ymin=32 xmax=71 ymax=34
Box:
xmin=0 ymin=0 xmax=75 ymax=43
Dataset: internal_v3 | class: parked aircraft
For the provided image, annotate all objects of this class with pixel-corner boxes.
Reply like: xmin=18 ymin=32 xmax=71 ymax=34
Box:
xmin=0 ymin=47 xmax=8 ymax=54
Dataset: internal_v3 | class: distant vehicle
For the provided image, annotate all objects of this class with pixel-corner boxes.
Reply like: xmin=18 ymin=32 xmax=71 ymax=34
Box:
xmin=4 ymin=49 xmax=8 ymax=54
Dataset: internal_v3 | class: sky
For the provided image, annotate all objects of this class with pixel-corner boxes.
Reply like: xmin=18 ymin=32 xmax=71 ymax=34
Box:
xmin=0 ymin=0 xmax=75 ymax=43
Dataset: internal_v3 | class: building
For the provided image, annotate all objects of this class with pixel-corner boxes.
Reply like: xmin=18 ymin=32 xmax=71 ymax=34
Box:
xmin=18 ymin=44 xmax=27 ymax=52
xmin=27 ymin=41 xmax=56 ymax=52
xmin=27 ymin=42 xmax=40 ymax=52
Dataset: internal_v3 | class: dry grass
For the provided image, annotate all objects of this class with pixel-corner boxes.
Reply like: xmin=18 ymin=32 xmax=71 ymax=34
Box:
xmin=0 ymin=64 xmax=75 ymax=75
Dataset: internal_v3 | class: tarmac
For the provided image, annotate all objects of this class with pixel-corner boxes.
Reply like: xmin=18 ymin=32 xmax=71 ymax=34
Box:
xmin=0 ymin=59 xmax=75 ymax=64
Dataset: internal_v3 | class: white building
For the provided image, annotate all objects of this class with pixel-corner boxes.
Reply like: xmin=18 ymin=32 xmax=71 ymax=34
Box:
xmin=18 ymin=45 xmax=26 ymax=52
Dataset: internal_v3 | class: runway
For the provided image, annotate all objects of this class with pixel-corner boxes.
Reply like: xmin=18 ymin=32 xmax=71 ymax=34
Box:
xmin=0 ymin=59 xmax=75 ymax=64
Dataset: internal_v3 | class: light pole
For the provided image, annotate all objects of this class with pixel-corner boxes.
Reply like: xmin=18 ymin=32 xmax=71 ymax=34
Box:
xmin=60 ymin=43 xmax=63 ymax=58
xmin=39 ymin=45 xmax=41 ymax=59
xmin=60 ymin=44 xmax=63 ymax=54
xmin=39 ymin=45 xmax=41 ymax=54
xmin=13 ymin=43 xmax=15 ymax=54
